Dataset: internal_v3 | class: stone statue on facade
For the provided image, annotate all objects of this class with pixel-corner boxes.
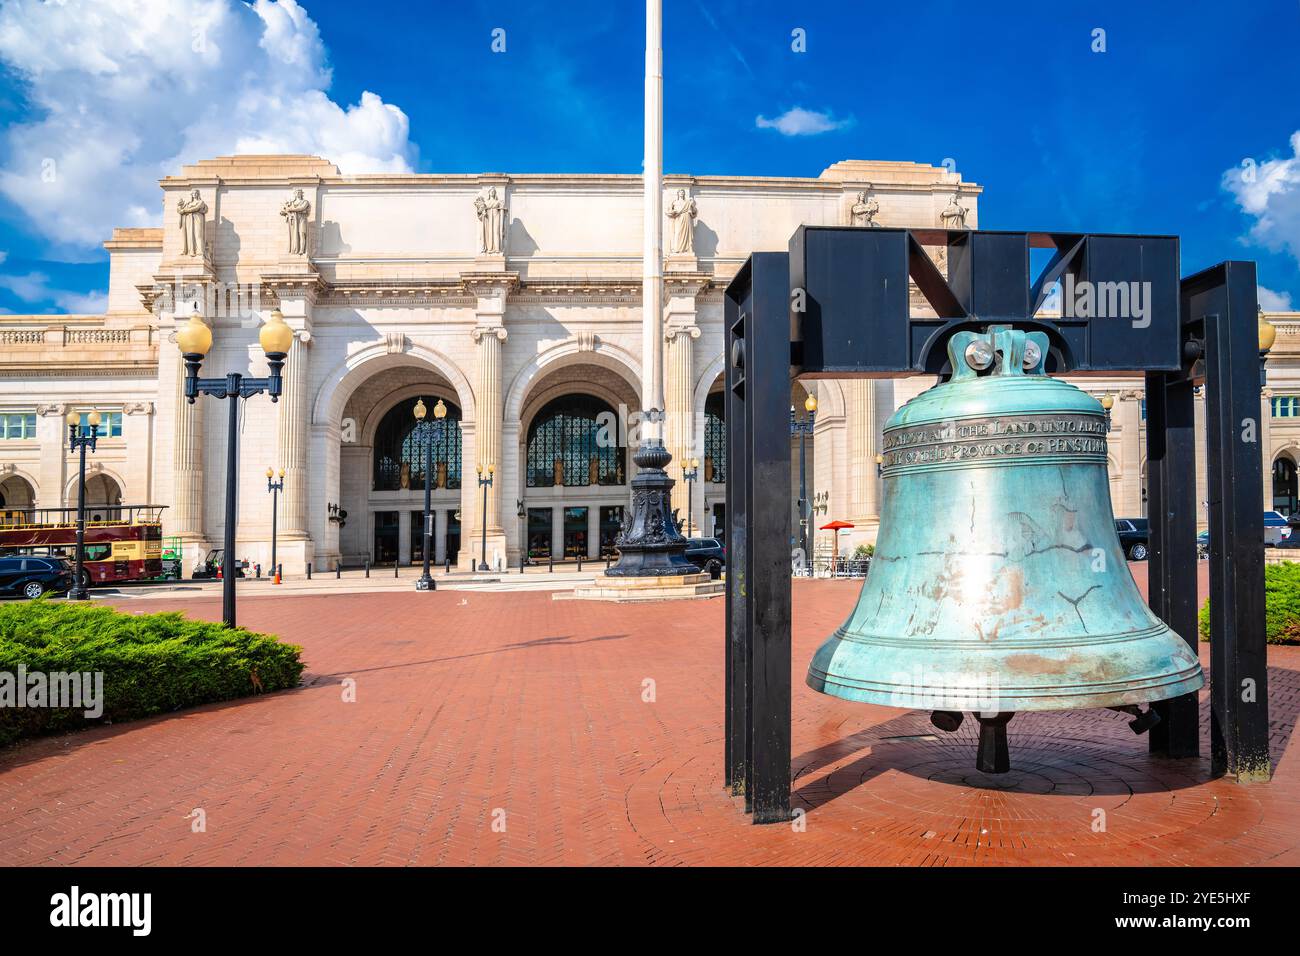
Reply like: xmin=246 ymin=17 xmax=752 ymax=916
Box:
xmin=177 ymin=189 xmax=208 ymax=258
xmin=667 ymin=189 xmax=697 ymax=255
xmin=849 ymin=189 xmax=879 ymax=227
xmin=474 ymin=187 xmax=508 ymax=255
xmin=939 ymin=194 xmax=968 ymax=229
xmin=280 ymin=188 xmax=311 ymax=256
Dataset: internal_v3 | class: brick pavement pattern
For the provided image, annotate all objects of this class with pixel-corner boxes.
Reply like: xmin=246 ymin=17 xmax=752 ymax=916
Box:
xmin=1 ymin=568 xmax=1298 ymax=866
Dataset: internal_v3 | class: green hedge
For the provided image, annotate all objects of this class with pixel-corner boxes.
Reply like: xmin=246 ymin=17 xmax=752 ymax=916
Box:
xmin=0 ymin=601 xmax=304 ymax=746
xmin=1198 ymin=561 xmax=1300 ymax=644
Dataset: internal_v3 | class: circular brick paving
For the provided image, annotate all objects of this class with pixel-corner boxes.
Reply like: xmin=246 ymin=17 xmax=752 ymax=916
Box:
xmin=1 ymin=577 xmax=1295 ymax=866
xmin=627 ymin=706 xmax=1277 ymax=866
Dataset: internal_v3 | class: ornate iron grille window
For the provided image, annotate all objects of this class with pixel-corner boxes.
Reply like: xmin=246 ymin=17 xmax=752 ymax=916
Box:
xmin=705 ymin=392 xmax=726 ymax=484
xmin=373 ymin=397 xmax=463 ymax=491
xmin=526 ymin=394 xmax=624 ymax=487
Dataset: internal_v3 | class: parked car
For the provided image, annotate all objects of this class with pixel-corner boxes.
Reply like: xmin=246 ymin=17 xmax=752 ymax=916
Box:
xmin=684 ymin=537 xmax=725 ymax=578
xmin=191 ymin=549 xmax=246 ymax=580
xmin=1115 ymin=518 xmax=1150 ymax=560
xmin=1264 ymin=510 xmax=1292 ymax=546
xmin=0 ymin=555 xmax=73 ymax=600
xmin=1188 ymin=517 xmax=1288 ymax=556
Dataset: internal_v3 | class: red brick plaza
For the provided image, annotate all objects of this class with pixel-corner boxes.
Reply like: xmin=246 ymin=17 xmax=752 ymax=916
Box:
xmin=2 ymin=571 xmax=1298 ymax=866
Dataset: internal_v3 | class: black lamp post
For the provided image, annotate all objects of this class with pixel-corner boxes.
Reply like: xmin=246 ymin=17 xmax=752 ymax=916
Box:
xmin=177 ymin=305 xmax=292 ymax=628
xmin=682 ymin=457 xmax=699 ymax=537
xmin=413 ymin=397 xmax=447 ymax=591
xmin=475 ymin=463 xmax=494 ymax=571
xmin=790 ymin=394 xmax=817 ymax=571
xmin=266 ymin=467 xmax=284 ymax=582
xmin=517 ymin=498 xmax=526 ymax=572
xmin=65 ymin=409 xmax=100 ymax=600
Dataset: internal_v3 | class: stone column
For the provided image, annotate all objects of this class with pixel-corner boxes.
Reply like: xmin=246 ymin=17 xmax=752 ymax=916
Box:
xmin=1194 ymin=390 xmax=1209 ymax=530
xmin=171 ymin=327 xmax=205 ymax=545
xmin=1118 ymin=390 xmax=1143 ymax=517
xmin=665 ymin=322 xmax=700 ymax=520
xmin=664 ymin=277 xmax=703 ymax=524
xmin=33 ymin=404 xmax=68 ymax=511
xmin=1262 ymin=389 xmax=1274 ymax=510
xmin=267 ymin=287 xmax=316 ymax=574
xmin=471 ymin=324 xmax=508 ymax=562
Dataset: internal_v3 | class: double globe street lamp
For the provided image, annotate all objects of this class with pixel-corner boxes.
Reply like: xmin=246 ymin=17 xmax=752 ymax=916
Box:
xmin=412 ymin=396 xmax=448 ymax=591
xmin=790 ymin=393 xmax=817 ymax=572
xmin=682 ymin=457 xmax=700 ymax=538
xmin=475 ymin=464 xmax=494 ymax=571
xmin=177 ymin=305 xmax=294 ymax=628
xmin=266 ymin=468 xmax=284 ymax=583
xmin=65 ymin=409 xmax=101 ymax=601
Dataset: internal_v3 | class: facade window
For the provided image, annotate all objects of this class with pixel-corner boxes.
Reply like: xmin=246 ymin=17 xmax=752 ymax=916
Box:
xmin=0 ymin=412 xmax=36 ymax=440
xmin=372 ymin=397 xmax=463 ymax=491
xmin=1272 ymin=396 xmax=1300 ymax=418
xmin=80 ymin=411 xmax=122 ymax=438
xmin=526 ymin=394 xmax=624 ymax=488
xmin=704 ymin=392 xmax=726 ymax=484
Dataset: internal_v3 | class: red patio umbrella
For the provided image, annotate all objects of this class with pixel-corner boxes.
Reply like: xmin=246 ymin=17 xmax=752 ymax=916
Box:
xmin=819 ymin=520 xmax=854 ymax=530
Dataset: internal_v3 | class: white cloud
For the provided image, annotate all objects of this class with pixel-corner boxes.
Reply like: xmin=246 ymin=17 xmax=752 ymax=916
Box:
xmin=1259 ymin=285 xmax=1294 ymax=311
xmin=1224 ymin=132 xmax=1300 ymax=267
xmin=0 ymin=0 xmax=414 ymax=250
xmin=0 ymin=250 xmax=6 ymax=264
xmin=755 ymin=107 xmax=853 ymax=137
xmin=0 ymin=270 xmax=107 ymax=314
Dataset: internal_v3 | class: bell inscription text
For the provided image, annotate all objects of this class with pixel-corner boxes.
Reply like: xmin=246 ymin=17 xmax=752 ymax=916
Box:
xmin=882 ymin=413 xmax=1108 ymax=469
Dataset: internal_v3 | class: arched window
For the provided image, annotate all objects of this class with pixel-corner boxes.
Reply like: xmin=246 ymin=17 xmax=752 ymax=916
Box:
xmin=373 ymin=397 xmax=463 ymax=491
xmin=1273 ymin=456 xmax=1298 ymax=516
xmin=526 ymin=394 xmax=624 ymax=487
xmin=704 ymin=392 xmax=726 ymax=484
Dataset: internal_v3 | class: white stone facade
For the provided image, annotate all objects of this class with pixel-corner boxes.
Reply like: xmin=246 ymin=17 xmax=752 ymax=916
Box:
xmin=1 ymin=154 xmax=1295 ymax=572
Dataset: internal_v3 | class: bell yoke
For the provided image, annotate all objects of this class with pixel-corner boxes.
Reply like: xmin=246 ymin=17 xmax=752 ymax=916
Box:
xmin=806 ymin=325 xmax=1204 ymax=773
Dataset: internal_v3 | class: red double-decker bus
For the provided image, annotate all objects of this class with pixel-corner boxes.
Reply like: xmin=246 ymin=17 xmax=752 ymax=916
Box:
xmin=0 ymin=504 xmax=166 ymax=588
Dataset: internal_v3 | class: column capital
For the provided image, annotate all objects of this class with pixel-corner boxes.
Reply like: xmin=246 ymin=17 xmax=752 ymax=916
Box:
xmin=472 ymin=325 xmax=508 ymax=344
xmin=665 ymin=324 xmax=701 ymax=342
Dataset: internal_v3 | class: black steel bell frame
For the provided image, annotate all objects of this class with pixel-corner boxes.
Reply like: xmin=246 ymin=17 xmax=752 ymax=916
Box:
xmin=724 ymin=226 xmax=1270 ymax=824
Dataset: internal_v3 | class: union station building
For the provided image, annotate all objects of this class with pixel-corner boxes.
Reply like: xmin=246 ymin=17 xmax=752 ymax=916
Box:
xmin=1 ymin=154 xmax=1297 ymax=572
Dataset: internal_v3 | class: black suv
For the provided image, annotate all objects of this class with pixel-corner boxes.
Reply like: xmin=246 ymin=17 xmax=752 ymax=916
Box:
xmin=0 ymin=555 xmax=74 ymax=600
xmin=684 ymin=538 xmax=725 ymax=578
xmin=1114 ymin=518 xmax=1150 ymax=561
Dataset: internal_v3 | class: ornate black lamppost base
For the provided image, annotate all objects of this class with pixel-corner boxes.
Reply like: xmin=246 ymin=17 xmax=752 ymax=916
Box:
xmin=415 ymin=576 xmax=435 ymax=591
xmin=605 ymin=439 xmax=699 ymax=578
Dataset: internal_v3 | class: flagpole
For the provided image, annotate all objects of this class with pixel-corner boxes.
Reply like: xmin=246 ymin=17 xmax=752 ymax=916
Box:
xmin=604 ymin=0 xmax=695 ymax=578
xmin=643 ymin=0 xmax=664 ymax=436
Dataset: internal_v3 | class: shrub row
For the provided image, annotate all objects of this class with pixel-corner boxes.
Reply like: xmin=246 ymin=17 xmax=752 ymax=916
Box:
xmin=0 ymin=601 xmax=304 ymax=746
xmin=1198 ymin=560 xmax=1300 ymax=644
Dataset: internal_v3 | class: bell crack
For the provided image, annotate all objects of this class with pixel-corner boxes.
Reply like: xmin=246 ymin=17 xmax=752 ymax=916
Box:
xmin=1026 ymin=541 xmax=1094 ymax=557
xmin=1057 ymin=584 xmax=1101 ymax=631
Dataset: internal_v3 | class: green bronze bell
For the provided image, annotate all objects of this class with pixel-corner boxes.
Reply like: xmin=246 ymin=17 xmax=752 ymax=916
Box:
xmin=806 ymin=326 xmax=1204 ymax=772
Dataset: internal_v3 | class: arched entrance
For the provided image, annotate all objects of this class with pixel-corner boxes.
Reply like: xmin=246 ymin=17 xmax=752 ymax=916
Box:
xmin=368 ymin=395 xmax=465 ymax=565
xmin=332 ymin=361 xmax=471 ymax=568
xmin=0 ymin=474 xmax=36 ymax=514
xmin=702 ymin=387 xmax=727 ymax=539
xmin=1274 ymin=455 xmax=1298 ymax=516
xmin=81 ymin=473 xmax=123 ymax=522
xmin=521 ymin=392 xmax=627 ymax=561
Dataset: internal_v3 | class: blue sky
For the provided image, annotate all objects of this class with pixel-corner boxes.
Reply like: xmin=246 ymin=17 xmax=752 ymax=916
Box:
xmin=2 ymin=0 xmax=1299 ymax=314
